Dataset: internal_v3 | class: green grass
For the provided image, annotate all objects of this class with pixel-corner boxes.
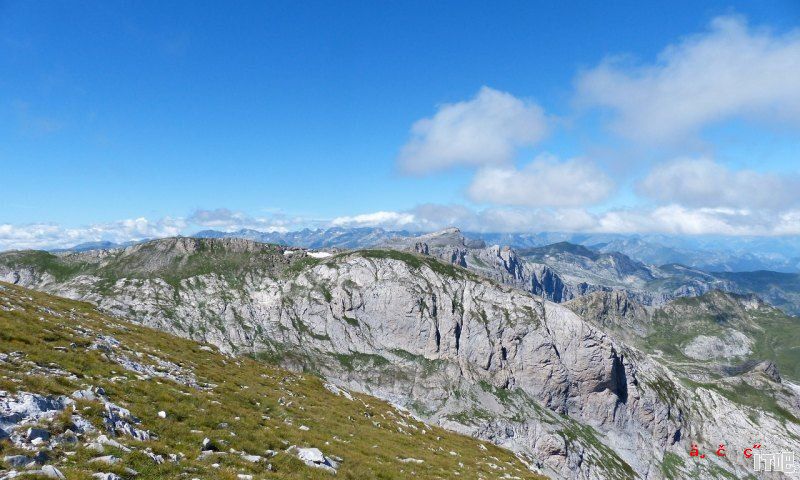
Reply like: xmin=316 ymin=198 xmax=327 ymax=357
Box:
xmin=357 ymin=250 xmax=478 ymax=281
xmin=284 ymin=256 xmax=321 ymax=276
xmin=445 ymin=408 xmax=493 ymax=424
xmin=745 ymin=308 xmax=800 ymax=381
xmin=683 ymin=378 xmax=799 ymax=425
xmin=318 ymin=285 xmax=332 ymax=302
xmin=644 ymin=378 xmax=682 ymax=406
xmin=390 ymin=349 xmax=449 ymax=376
xmin=332 ymin=352 xmax=391 ymax=371
xmin=478 ymin=380 xmax=513 ymax=404
xmin=558 ymin=420 xmax=635 ymax=480
xmin=342 ymin=316 xmax=359 ymax=327
xmin=291 ymin=316 xmax=330 ymax=342
xmin=0 ymin=281 xmax=545 ymax=480
xmin=659 ymin=452 xmax=685 ymax=479
xmin=0 ymin=250 xmax=87 ymax=281
xmin=0 ymin=238 xmax=297 ymax=293
xmin=643 ymin=291 xmax=800 ymax=382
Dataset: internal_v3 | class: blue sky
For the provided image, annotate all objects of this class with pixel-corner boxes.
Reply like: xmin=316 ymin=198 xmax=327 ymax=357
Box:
xmin=1 ymin=1 xmax=800 ymax=249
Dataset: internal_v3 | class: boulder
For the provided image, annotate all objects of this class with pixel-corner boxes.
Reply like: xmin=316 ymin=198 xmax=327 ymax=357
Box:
xmin=41 ymin=465 xmax=66 ymax=479
xmin=3 ymin=455 xmax=31 ymax=468
xmin=89 ymin=455 xmax=121 ymax=465
xmin=92 ymin=474 xmax=122 ymax=480
xmin=293 ymin=446 xmax=339 ymax=472
xmin=26 ymin=427 xmax=50 ymax=442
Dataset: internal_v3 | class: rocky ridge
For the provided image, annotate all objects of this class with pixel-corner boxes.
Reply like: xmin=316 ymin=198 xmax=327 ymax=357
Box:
xmin=2 ymin=237 xmax=799 ymax=478
xmin=386 ymin=230 xmax=800 ymax=315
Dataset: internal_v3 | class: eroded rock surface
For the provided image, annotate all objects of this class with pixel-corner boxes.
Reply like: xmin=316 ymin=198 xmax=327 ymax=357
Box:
xmin=2 ymin=238 xmax=799 ymax=479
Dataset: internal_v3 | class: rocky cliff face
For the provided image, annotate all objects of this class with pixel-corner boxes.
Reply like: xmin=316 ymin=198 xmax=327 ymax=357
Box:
xmin=2 ymin=238 xmax=799 ymax=479
xmin=396 ymin=230 xmax=800 ymax=316
xmin=384 ymin=231 xmax=604 ymax=304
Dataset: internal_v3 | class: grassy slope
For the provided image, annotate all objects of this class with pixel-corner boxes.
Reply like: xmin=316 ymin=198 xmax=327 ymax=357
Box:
xmin=0 ymin=239 xmax=294 ymax=288
xmin=644 ymin=291 xmax=800 ymax=382
xmin=639 ymin=292 xmax=800 ymax=429
xmin=0 ymin=282 xmax=544 ymax=480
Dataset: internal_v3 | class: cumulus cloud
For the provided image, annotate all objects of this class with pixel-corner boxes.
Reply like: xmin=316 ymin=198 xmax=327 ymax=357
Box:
xmin=323 ymin=203 xmax=800 ymax=236
xmin=188 ymin=208 xmax=291 ymax=232
xmin=0 ymin=208 xmax=298 ymax=251
xmin=330 ymin=211 xmax=416 ymax=228
xmin=0 ymin=217 xmax=186 ymax=251
xmin=467 ymin=154 xmax=614 ymax=207
xmin=398 ymin=86 xmax=548 ymax=174
xmin=596 ymin=205 xmax=800 ymax=236
xmin=334 ymin=205 xmax=611 ymax=233
xmin=638 ymin=157 xmax=800 ymax=209
xmin=576 ymin=15 xmax=800 ymax=143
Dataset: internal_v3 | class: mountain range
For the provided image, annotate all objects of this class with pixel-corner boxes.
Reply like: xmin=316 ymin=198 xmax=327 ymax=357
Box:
xmin=191 ymin=227 xmax=800 ymax=273
xmin=2 ymin=230 xmax=799 ymax=479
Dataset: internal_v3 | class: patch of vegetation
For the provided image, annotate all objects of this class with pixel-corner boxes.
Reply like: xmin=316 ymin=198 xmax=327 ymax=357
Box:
xmin=0 ymin=239 xmax=296 ymax=294
xmin=445 ymin=408 xmax=493 ymax=424
xmin=520 ymin=305 xmax=540 ymax=328
xmin=357 ymin=249 xmax=478 ymax=280
xmin=644 ymin=291 xmax=800 ymax=382
xmin=390 ymin=349 xmax=448 ymax=376
xmin=645 ymin=378 xmax=682 ymax=405
xmin=643 ymin=317 xmax=724 ymax=360
xmin=285 ymin=256 xmax=322 ymax=276
xmin=342 ymin=315 xmax=359 ymax=327
xmin=451 ymin=297 xmax=463 ymax=315
xmin=478 ymin=380 xmax=513 ymax=404
xmin=332 ymin=351 xmax=391 ymax=371
xmin=318 ymin=284 xmax=332 ymax=302
xmin=683 ymin=378 xmax=799 ymax=425
xmin=660 ymin=451 xmax=685 ymax=479
xmin=0 ymin=251 xmax=86 ymax=282
xmin=291 ymin=316 xmax=330 ymax=341
xmin=745 ymin=308 xmax=800 ymax=382
xmin=705 ymin=463 xmax=744 ymax=480
xmin=559 ymin=420 xmax=636 ymax=480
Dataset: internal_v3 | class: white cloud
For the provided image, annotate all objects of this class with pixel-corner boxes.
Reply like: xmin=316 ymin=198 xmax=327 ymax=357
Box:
xmin=398 ymin=86 xmax=548 ymax=174
xmin=596 ymin=205 xmax=800 ymax=236
xmin=638 ymin=157 xmax=800 ymax=209
xmin=323 ymin=203 xmax=800 ymax=236
xmin=467 ymin=154 xmax=614 ymax=207
xmin=576 ymin=15 xmax=800 ymax=143
xmin=0 ymin=217 xmax=186 ymax=251
xmin=0 ymin=208 xmax=297 ymax=251
xmin=188 ymin=208 xmax=290 ymax=232
xmin=330 ymin=211 xmax=416 ymax=228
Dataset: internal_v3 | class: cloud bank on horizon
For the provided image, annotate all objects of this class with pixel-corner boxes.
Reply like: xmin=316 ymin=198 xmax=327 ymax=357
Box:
xmin=3 ymin=14 xmax=800 ymax=251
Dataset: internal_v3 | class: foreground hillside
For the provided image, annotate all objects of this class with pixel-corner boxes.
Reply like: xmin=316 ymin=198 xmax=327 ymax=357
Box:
xmin=2 ymin=237 xmax=799 ymax=479
xmin=0 ymin=282 xmax=543 ymax=480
